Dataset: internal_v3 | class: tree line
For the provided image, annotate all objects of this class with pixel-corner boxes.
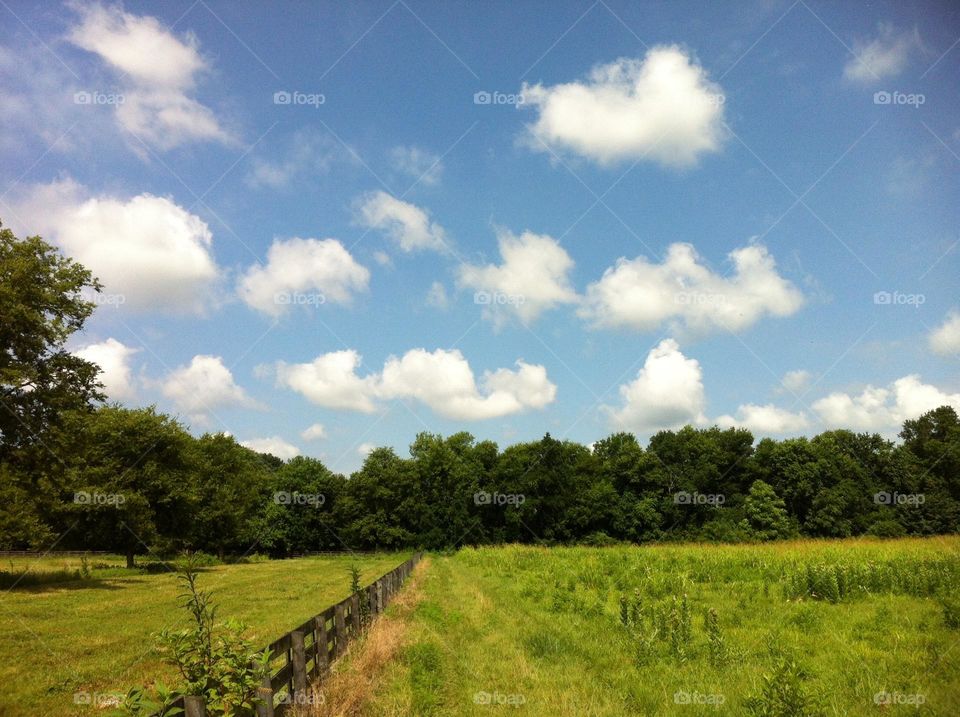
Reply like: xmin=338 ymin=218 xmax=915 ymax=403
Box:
xmin=2 ymin=223 xmax=959 ymax=563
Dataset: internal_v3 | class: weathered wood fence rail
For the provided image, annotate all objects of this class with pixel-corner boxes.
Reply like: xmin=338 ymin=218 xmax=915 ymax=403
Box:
xmin=170 ymin=552 xmax=423 ymax=717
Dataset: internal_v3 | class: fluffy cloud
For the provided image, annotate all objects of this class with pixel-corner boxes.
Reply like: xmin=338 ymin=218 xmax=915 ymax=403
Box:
xmin=241 ymin=436 xmax=300 ymax=461
xmin=606 ymin=339 xmax=706 ymax=432
xmin=813 ymin=375 xmax=960 ymax=431
xmin=389 ymin=145 xmax=443 ymax=185
xmin=272 ymin=350 xmax=380 ymax=413
xmin=521 ymin=46 xmax=726 ymax=167
xmin=780 ymin=369 xmax=812 ymax=395
xmin=67 ymin=2 xmax=233 ymax=149
xmin=12 ymin=179 xmax=221 ymax=313
xmin=355 ymin=191 xmax=448 ymax=252
xmin=73 ymin=338 xmax=140 ymax=400
xmin=929 ymin=310 xmax=960 ymax=357
xmin=300 ymin=423 xmax=327 ymax=441
xmin=717 ymin=404 xmax=810 ymax=434
xmin=844 ymin=24 xmax=920 ymax=82
xmin=457 ymin=229 xmax=578 ymax=326
xmin=162 ymin=355 xmax=262 ymax=424
xmin=270 ymin=348 xmax=556 ymax=421
xmin=579 ymin=243 xmax=803 ymax=334
xmin=237 ymin=237 xmax=369 ymax=317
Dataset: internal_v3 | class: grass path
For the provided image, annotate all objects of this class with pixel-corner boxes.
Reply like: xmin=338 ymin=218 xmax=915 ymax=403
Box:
xmin=360 ymin=539 xmax=960 ymax=716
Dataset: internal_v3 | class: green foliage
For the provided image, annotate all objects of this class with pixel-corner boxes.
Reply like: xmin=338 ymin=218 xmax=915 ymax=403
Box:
xmin=706 ymin=607 xmax=729 ymax=667
xmin=744 ymin=656 xmax=824 ymax=717
xmin=350 ymin=563 xmax=371 ymax=626
xmin=741 ymin=480 xmax=795 ymax=540
xmin=940 ymin=595 xmax=960 ymax=629
xmin=128 ymin=562 xmax=270 ymax=715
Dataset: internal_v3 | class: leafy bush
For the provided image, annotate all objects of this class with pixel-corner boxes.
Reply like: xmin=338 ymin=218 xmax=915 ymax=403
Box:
xmin=122 ymin=562 xmax=270 ymax=716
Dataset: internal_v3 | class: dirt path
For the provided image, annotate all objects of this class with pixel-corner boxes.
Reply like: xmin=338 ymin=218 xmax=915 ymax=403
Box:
xmin=296 ymin=556 xmax=431 ymax=717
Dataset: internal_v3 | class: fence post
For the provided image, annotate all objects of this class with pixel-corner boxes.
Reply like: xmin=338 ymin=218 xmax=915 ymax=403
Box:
xmin=350 ymin=592 xmax=361 ymax=635
xmin=367 ymin=583 xmax=378 ymax=617
xmin=184 ymin=696 xmax=206 ymax=717
xmin=256 ymin=677 xmax=275 ymax=717
xmin=291 ymin=630 xmax=307 ymax=697
xmin=334 ymin=601 xmax=347 ymax=657
xmin=314 ymin=615 xmax=329 ymax=675
xmin=376 ymin=578 xmax=383 ymax=613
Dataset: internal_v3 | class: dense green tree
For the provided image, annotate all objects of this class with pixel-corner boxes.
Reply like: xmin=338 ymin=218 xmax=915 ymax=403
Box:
xmin=64 ymin=406 xmax=199 ymax=566
xmin=741 ymin=480 xmax=794 ymax=540
xmin=191 ymin=434 xmax=276 ymax=556
xmin=0 ymin=224 xmax=104 ymax=547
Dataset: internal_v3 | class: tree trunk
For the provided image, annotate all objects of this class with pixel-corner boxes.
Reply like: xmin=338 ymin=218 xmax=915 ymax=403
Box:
xmin=126 ymin=548 xmax=135 ymax=569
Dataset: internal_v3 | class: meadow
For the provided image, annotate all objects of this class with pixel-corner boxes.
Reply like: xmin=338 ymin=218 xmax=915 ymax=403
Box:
xmin=0 ymin=552 xmax=405 ymax=717
xmin=349 ymin=538 xmax=960 ymax=716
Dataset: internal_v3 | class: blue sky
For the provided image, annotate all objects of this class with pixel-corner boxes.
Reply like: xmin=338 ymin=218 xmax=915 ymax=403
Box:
xmin=1 ymin=0 xmax=958 ymax=473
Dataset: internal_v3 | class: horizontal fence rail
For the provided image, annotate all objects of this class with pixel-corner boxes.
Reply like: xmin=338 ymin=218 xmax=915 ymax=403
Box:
xmin=166 ymin=552 xmax=423 ymax=717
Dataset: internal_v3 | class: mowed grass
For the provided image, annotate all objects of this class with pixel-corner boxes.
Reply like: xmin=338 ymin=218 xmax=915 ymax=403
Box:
xmin=363 ymin=538 xmax=960 ymax=716
xmin=0 ymin=553 xmax=406 ymax=717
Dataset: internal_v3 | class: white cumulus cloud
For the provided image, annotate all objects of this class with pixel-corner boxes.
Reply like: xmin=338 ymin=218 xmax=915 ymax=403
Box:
xmin=521 ymin=46 xmax=726 ymax=167
xmin=73 ymin=338 xmax=140 ymax=400
xmin=12 ymin=179 xmax=221 ymax=313
xmin=237 ymin=237 xmax=369 ymax=317
xmin=457 ymin=229 xmax=578 ymax=326
xmin=716 ymin=404 xmax=810 ymax=434
xmin=844 ymin=24 xmax=921 ymax=83
xmin=579 ymin=242 xmax=803 ymax=335
xmin=929 ymin=310 xmax=960 ymax=357
xmin=240 ymin=436 xmax=300 ymax=461
xmin=272 ymin=350 xmax=380 ymax=413
xmin=355 ymin=191 xmax=448 ymax=252
xmin=300 ymin=423 xmax=327 ymax=441
xmin=606 ymin=339 xmax=707 ymax=432
xmin=162 ymin=355 xmax=262 ymax=424
xmin=779 ymin=369 xmax=813 ymax=395
xmin=67 ymin=2 xmax=234 ymax=149
xmin=813 ymin=375 xmax=960 ymax=431
xmin=269 ymin=348 xmax=556 ymax=421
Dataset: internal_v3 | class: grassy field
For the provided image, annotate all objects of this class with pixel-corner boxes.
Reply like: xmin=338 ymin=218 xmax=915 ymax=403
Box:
xmin=0 ymin=552 xmax=407 ymax=717
xmin=355 ymin=538 xmax=960 ymax=716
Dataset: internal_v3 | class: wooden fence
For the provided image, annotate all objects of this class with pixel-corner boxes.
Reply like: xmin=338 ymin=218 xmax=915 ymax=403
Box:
xmin=170 ymin=552 xmax=423 ymax=717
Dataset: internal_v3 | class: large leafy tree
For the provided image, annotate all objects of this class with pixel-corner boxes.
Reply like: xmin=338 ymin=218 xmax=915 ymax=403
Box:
xmin=0 ymin=223 xmax=103 ymax=548
xmin=64 ymin=406 xmax=199 ymax=566
xmin=0 ymin=223 xmax=103 ymax=463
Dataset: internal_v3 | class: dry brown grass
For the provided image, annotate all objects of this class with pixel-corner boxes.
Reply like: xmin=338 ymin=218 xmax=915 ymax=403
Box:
xmin=295 ymin=557 xmax=431 ymax=717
